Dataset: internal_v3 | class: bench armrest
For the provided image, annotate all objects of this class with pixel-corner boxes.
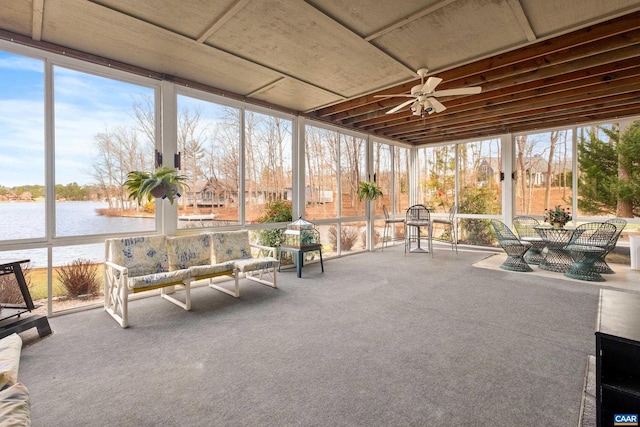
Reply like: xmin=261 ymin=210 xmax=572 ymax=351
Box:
xmin=105 ymin=260 xmax=127 ymax=273
xmin=250 ymin=243 xmax=277 ymax=258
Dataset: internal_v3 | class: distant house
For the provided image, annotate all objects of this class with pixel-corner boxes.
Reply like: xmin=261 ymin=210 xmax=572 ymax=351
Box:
xmin=475 ymin=154 xmax=574 ymax=188
xmin=185 ymin=179 xmax=231 ymax=207
xmin=476 ymin=159 xmax=496 ymax=187
xmin=286 ymin=185 xmax=333 ymax=204
xmin=522 ymin=155 xmax=549 ymax=186
xmin=16 ymin=191 xmax=34 ymax=201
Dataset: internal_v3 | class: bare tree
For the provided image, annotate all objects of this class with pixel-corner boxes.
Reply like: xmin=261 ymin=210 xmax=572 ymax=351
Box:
xmin=91 ymin=126 xmax=147 ymax=210
xmin=543 ymin=131 xmax=561 ymax=209
xmin=177 ymin=105 xmax=208 ymax=211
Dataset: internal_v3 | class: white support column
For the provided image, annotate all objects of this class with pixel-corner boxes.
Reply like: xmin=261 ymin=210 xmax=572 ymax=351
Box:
xmin=409 ymin=146 xmax=418 ymax=206
xmin=239 ymin=108 xmax=246 ymax=225
xmin=502 ymin=133 xmax=514 ymax=226
xmin=366 ymin=135 xmax=373 ymax=250
xmin=160 ymin=80 xmax=178 ymax=235
xmin=293 ymin=116 xmax=304 ymax=219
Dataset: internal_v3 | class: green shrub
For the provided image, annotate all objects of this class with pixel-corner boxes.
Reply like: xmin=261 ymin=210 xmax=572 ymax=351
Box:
xmin=255 ymin=199 xmax=292 ymax=248
xmin=458 ymin=187 xmax=499 ymax=246
xmin=56 ymin=258 xmax=100 ymax=298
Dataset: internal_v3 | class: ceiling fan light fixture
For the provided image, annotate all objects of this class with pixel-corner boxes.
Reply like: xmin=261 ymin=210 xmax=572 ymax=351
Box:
xmin=377 ymin=68 xmax=481 ymax=116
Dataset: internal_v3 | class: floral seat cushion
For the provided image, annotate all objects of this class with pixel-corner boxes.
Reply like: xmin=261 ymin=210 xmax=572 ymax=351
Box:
xmin=109 ymin=235 xmax=169 ymax=277
xmin=211 ymin=230 xmax=252 ymax=263
xmin=189 ymin=262 xmax=235 ymax=278
xmin=234 ymin=257 xmax=278 ymax=273
xmin=128 ymin=269 xmax=191 ymax=290
xmin=167 ymin=234 xmax=213 ymax=270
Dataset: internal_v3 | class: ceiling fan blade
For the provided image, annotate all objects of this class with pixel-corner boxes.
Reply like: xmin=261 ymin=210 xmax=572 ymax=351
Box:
xmin=386 ymin=99 xmax=415 ymax=114
xmin=374 ymin=94 xmax=415 ymax=98
xmin=422 ymin=77 xmax=443 ymax=94
xmin=427 ymin=97 xmax=446 ymax=113
xmin=433 ymin=86 xmax=482 ymax=97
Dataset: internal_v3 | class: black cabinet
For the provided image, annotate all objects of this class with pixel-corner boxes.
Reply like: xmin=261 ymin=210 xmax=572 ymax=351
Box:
xmin=596 ymin=289 xmax=640 ymax=427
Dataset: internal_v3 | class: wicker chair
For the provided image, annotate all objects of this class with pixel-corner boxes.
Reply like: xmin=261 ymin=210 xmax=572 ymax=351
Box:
xmin=594 ymin=218 xmax=626 ymax=274
xmin=490 ymin=219 xmax=532 ymax=272
xmin=432 ymin=204 xmax=458 ymax=254
xmin=512 ymin=216 xmax=546 ymax=265
xmin=565 ymin=222 xmax=617 ymax=282
xmin=382 ymin=205 xmax=405 ymax=251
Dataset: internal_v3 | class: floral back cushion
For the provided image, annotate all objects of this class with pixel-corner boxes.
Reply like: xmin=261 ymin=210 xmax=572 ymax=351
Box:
xmin=210 ymin=230 xmax=251 ymax=263
xmin=167 ymin=234 xmax=212 ymax=270
xmin=107 ymin=235 xmax=168 ymax=277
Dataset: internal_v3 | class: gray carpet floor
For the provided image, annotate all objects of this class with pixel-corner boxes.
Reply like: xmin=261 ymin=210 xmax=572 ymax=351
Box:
xmin=19 ymin=246 xmax=603 ymax=426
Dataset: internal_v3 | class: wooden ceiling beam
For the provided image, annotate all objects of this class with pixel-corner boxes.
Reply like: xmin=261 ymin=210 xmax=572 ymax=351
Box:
xmin=336 ymin=36 xmax=640 ymax=125
xmin=332 ymin=43 xmax=640 ymax=126
xmin=409 ymin=104 xmax=640 ymax=146
xmin=359 ymin=62 xmax=640 ymax=132
xmin=400 ymin=102 xmax=640 ymax=145
xmin=312 ymin=11 xmax=640 ymax=118
xmin=380 ymin=84 xmax=640 ymax=140
xmin=400 ymin=95 xmax=640 ymax=142
xmin=351 ymin=60 xmax=640 ymax=131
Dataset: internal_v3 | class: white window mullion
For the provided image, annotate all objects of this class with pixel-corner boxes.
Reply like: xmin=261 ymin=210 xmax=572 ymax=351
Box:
xmin=160 ymin=80 xmax=177 ymax=235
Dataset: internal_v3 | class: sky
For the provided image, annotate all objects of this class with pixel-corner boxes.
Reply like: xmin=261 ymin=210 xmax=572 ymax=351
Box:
xmin=0 ymin=49 xmax=150 ymax=187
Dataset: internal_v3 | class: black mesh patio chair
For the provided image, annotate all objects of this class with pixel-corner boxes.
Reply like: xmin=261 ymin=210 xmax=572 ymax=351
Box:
xmin=432 ymin=204 xmax=458 ymax=254
xmin=594 ymin=218 xmax=626 ymax=274
xmin=382 ymin=205 xmax=405 ymax=251
xmin=565 ymin=222 xmax=617 ymax=282
xmin=512 ymin=216 xmax=546 ymax=265
xmin=490 ymin=219 xmax=532 ymax=272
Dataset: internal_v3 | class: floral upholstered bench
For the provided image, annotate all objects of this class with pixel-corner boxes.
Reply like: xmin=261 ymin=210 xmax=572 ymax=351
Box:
xmin=104 ymin=234 xmax=235 ymax=328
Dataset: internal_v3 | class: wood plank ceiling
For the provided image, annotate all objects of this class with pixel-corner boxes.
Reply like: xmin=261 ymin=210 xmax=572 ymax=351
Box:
xmin=313 ymin=11 xmax=640 ymax=145
xmin=0 ymin=0 xmax=639 ymax=146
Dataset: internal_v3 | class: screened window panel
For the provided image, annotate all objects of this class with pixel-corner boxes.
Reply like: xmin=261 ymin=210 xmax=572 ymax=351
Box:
xmin=305 ymin=126 xmax=338 ymax=220
xmin=458 ymin=139 xmax=502 ymax=216
xmin=0 ymin=51 xmax=45 ymax=241
xmin=53 ymin=66 xmax=157 ymax=236
xmin=514 ymin=131 xmax=572 ymax=217
xmin=244 ymin=111 xmax=292 ymax=224
xmin=177 ymin=95 xmax=241 ymax=228
xmin=339 ymin=134 xmax=366 ymax=218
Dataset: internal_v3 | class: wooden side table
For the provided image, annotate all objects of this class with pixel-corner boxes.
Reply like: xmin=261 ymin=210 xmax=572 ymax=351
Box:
xmin=0 ymin=259 xmax=52 ymax=339
xmin=278 ymin=244 xmax=324 ymax=278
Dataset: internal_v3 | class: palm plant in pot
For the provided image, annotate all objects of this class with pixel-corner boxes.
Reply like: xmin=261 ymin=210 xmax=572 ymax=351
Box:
xmin=124 ymin=166 xmax=189 ymax=205
xmin=357 ymin=181 xmax=383 ymax=202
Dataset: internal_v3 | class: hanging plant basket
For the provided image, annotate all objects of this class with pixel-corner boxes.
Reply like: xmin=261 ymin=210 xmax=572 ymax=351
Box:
xmin=357 ymin=181 xmax=383 ymax=201
xmin=124 ymin=167 xmax=189 ymax=205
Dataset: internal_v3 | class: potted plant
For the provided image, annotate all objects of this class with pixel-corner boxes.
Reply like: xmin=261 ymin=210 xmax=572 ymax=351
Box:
xmin=543 ymin=205 xmax=572 ymax=229
xmin=357 ymin=181 xmax=383 ymax=202
xmin=124 ymin=166 xmax=189 ymax=205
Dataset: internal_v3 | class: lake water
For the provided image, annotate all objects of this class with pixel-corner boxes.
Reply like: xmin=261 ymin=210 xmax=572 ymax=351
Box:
xmin=0 ymin=201 xmax=154 ymax=267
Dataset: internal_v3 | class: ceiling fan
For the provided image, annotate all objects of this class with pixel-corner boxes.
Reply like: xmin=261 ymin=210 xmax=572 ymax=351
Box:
xmin=375 ymin=68 xmax=482 ymax=116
